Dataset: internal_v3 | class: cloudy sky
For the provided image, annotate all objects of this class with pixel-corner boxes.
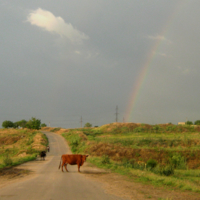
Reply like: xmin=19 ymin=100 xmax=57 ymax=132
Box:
xmin=1 ymin=0 xmax=200 ymax=128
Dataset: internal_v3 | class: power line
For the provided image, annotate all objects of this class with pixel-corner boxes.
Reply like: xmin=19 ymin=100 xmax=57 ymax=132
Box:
xmin=80 ymin=116 xmax=83 ymax=128
xmin=115 ymin=105 xmax=119 ymax=122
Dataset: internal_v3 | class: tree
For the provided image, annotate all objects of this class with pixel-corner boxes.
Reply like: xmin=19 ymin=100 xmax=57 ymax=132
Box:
xmin=185 ymin=121 xmax=193 ymax=125
xmin=16 ymin=120 xmax=27 ymax=128
xmin=2 ymin=120 xmax=14 ymax=128
xmin=194 ymin=120 xmax=200 ymax=125
xmin=84 ymin=122 xmax=92 ymax=127
xmin=41 ymin=123 xmax=47 ymax=127
xmin=25 ymin=117 xmax=41 ymax=130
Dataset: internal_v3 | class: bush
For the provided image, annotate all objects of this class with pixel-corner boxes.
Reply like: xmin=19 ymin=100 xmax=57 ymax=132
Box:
xmin=160 ymin=164 xmax=174 ymax=176
xmin=146 ymin=159 xmax=157 ymax=169
xmin=101 ymin=155 xmax=110 ymax=164
xmin=70 ymin=136 xmax=80 ymax=147
xmin=153 ymin=125 xmax=162 ymax=133
xmin=170 ymin=153 xmax=187 ymax=169
xmin=122 ymin=158 xmax=135 ymax=168
xmin=133 ymin=127 xmax=144 ymax=133
xmin=3 ymin=155 xmax=13 ymax=166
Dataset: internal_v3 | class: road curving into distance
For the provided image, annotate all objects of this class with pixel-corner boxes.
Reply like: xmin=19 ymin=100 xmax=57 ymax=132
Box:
xmin=0 ymin=131 xmax=127 ymax=200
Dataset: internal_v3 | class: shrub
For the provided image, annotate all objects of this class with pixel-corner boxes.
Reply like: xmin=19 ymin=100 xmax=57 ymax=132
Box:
xmin=170 ymin=153 xmax=187 ymax=169
xmin=134 ymin=127 xmax=144 ymax=133
xmin=166 ymin=125 xmax=176 ymax=132
xmin=70 ymin=136 xmax=80 ymax=147
xmin=101 ymin=155 xmax=110 ymax=164
xmin=50 ymin=128 xmax=61 ymax=132
xmin=146 ymin=159 xmax=157 ymax=169
xmin=153 ymin=125 xmax=162 ymax=133
xmin=3 ymin=155 xmax=13 ymax=166
xmin=161 ymin=164 xmax=174 ymax=176
xmin=122 ymin=158 xmax=134 ymax=168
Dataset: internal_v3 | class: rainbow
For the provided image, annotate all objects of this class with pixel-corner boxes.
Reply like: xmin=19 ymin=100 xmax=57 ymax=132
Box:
xmin=125 ymin=1 xmax=189 ymax=122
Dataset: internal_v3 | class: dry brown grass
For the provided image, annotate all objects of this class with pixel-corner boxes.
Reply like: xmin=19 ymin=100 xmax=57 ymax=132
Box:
xmin=0 ymin=129 xmax=47 ymax=165
xmin=41 ymin=127 xmax=69 ymax=135
xmin=85 ymin=142 xmax=200 ymax=169
xmin=31 ymin=133 xmax=46 ymax=151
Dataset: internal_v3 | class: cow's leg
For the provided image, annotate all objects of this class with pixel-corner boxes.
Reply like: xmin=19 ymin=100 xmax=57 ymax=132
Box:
xmin=61 ymin=162 xmax=65 ymax=172
xmin=64 ymin=163 xmax=68 ymax=172
xmin=78 ymin=164 xmax=80 ymax=172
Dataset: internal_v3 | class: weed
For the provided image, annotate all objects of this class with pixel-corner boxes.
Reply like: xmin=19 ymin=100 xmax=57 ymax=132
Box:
xmin=134 ymin=127 xmax=144 ymax=133
xmin=170 ymin=153 xmax=187 ymax=169
xmin=146 ymin=159 xmax=157 ymax=169
xmin=51 ymin=128 xmax=61 ymax=132
xmin=3 ymin=155 xmax=13 ymax=166
xmin=101 ymin=155 xmax=110 ymax=164
xmin=160 ymin=164 xmax=174 ymax=176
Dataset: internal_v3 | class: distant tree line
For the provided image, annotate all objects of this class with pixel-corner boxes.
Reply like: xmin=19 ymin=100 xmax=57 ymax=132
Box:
xmin=2 ymin=117 xmax=47 ymax=130
xmin=185 ymin=120 xmax=200 ymax=125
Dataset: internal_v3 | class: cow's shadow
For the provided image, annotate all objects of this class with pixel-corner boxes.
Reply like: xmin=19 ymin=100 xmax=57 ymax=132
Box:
xmin=80 ymin=170 xmax=109 ymax=175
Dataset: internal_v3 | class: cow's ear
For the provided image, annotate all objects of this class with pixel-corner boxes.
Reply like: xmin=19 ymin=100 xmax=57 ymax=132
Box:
xmin=86 ymin=155 xmax=89 ymax=157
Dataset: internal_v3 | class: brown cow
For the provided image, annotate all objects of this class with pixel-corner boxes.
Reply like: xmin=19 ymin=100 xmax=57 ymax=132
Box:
xmin=58 ymin=154 xmax=89 ymax=172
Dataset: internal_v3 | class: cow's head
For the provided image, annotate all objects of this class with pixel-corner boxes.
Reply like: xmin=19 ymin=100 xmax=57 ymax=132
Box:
xmin=81 ymin=155 xmax=89 ymax=163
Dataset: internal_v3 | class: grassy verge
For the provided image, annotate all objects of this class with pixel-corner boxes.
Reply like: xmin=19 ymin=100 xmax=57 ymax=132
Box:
xmin=61 ymin=124 xmax=200 ymax=193
xmin=0 ymin=129 xmax=48 ymax=169
xmin=88 ymin=156 xmax=200 ymax=193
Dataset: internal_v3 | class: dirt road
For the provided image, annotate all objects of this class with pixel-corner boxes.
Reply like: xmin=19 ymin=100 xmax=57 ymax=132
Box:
xmin=0 ymin=132 xmax=126 ymax=200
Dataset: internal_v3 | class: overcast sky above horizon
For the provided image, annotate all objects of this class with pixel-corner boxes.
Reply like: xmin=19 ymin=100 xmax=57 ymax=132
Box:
xmin=1 ymin=0 xmax=200 ymax=128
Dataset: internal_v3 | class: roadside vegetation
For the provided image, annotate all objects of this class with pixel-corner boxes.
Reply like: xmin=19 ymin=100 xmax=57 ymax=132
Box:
xmin=59 ymin=122 xmax=200 ymax=193
xmin=0 ymin=128 xmax=48 ymax=169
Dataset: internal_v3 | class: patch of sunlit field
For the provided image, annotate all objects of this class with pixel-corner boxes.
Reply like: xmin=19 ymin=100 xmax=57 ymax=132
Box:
xmin=61 ymin=123 xmax=200 ymax=193
xmin=0 ymin=129 xmax=48 ymax=169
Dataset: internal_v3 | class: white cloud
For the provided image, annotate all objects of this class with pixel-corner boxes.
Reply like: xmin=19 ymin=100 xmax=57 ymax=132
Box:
xmin=27 ymin=8 xmax=89 ymax=44
xmin=147 ymin=35 xmax=172 ymax=44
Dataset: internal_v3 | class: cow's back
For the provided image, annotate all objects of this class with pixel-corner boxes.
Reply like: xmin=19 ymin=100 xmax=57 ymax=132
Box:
xmin=62 ymin=154 xmax=82 ymax=165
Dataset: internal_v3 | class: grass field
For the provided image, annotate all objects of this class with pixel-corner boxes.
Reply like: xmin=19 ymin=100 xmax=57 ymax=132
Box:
xmin=59 ymin=122 xmax=200 ymax=193
xmin=0 ymin=128 xmax=48 ymax=169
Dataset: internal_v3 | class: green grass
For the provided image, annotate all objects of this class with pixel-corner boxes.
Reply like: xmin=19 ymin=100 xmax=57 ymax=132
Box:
xmin=88 ymin=156 xmax=200 ymax=193
xmin=60 ymin=124 xmax=200 ymax=194
xmin=0 ymin=129 xmax=48 ymax=169
xmin=0 ymin=154 xmax=37 ymax=169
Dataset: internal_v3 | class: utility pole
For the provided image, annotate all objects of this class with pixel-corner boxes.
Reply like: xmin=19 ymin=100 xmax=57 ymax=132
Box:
xmin=49 ymin=122 xmax=50 ymax=127
xmin=123 ymin=117 xmax=125 ymax=123
xmin=80 ymin=116 xmax=83 ymax=128
xmin=115 ymin=106 xmax=119 ymax=122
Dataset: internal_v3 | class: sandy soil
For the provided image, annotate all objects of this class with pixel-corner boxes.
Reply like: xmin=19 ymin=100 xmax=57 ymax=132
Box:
xmin=1 ymin=162 xmax=200 ymax=200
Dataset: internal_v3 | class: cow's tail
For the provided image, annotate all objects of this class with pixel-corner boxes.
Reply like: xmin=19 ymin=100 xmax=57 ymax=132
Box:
xmin=58 ymin=156 xmax=62 ymax=170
